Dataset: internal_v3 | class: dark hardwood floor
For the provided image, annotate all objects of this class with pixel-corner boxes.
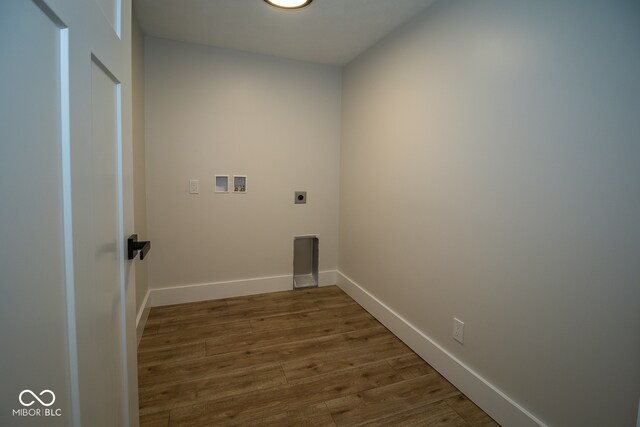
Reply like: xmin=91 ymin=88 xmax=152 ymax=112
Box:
xmin=138 ymin=285 xmax=499 ymax=426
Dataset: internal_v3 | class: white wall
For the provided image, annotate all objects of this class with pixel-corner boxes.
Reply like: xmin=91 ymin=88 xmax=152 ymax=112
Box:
xmin=339 ymin=0 xmax=640 ymax=426
xmin=145 ymin=38 xmax=341 ymax=291
xmin=132 ymin=12 xmax=148 ymax=315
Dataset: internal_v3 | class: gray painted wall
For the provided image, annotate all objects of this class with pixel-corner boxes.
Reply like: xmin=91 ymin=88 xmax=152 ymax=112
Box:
xmin=339 ymin=0 xmax=640 ymax=425
xmin=145 ymin=38 xmax=342 ymax=289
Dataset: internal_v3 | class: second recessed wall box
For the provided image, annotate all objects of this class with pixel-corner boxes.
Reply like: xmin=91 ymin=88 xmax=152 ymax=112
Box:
xmin=233 ymin=175 xmax=247 ymax=193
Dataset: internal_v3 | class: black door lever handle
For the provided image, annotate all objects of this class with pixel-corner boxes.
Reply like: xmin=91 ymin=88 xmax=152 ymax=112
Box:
xmin=128 ymin=234 xmax=151 ymax=260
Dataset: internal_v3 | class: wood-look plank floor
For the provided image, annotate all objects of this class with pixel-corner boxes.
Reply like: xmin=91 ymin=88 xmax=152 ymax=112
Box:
xmin=138 ymin=286 xmax=499 ymax=427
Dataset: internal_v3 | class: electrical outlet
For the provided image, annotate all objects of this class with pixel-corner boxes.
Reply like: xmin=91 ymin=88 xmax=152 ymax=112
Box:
xmin=453 ymin=318 xmax=464 ymax=344
xmin=189 ymin=179 xmax=199 ymax=194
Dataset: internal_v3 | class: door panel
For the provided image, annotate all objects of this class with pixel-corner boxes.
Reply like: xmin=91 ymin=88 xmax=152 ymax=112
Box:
xmin=70 ymin=2 xmax=135 ymax=425
xmin=76 ymin=58 xmax=124 ymax=424
xmin=0 ymin=0 xmax=136 ymax=424
xmin=93 ymin=0 xmax=119 ymax=36
xmin=0 ymin=0 xmax=71 ymax=425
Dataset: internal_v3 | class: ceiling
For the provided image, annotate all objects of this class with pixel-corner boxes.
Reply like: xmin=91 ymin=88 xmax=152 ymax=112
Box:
xmin=133 ymin=0 xmax=436 ymax=66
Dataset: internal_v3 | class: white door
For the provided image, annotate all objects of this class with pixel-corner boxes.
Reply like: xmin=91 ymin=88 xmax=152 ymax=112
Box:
xmin=0 ymin=0 xmax=137 ymax=425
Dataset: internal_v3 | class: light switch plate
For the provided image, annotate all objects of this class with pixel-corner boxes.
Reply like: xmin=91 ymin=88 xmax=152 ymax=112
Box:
xmin=189 ymin=179 xmax=199 ymax=194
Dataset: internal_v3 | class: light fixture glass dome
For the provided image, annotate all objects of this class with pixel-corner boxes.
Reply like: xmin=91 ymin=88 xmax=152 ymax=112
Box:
xmin=263 ymin=0 xmax=313 ymax=10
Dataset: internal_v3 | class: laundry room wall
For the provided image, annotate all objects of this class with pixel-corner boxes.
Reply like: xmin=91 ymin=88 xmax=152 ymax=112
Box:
xmin=144 ymin=37 xmax=342 ymax=301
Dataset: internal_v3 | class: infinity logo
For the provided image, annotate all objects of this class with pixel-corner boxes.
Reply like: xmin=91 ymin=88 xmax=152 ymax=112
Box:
xmin=18 ymin=390 xmax=56 ymax=407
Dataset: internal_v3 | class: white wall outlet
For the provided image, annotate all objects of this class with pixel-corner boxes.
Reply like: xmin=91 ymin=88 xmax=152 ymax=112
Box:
xmin=453 ymin=318 xmax=464 ymax=344
xmin=189 ymin=179 xmax=199 ymax=194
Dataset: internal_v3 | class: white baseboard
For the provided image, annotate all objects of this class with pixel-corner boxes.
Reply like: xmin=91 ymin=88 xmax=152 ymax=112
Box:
xmin=136 ymin=289 xmax=151 ymax=347
xmin=148 ymin=270 xmax=337 ymax=307
xmin=336 ymin=271 xmax=546 ymax=427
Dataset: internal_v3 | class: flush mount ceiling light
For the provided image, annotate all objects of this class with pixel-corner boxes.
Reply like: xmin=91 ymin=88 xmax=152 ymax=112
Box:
xmin=263 ymin=0 xmax=313 ymax=10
